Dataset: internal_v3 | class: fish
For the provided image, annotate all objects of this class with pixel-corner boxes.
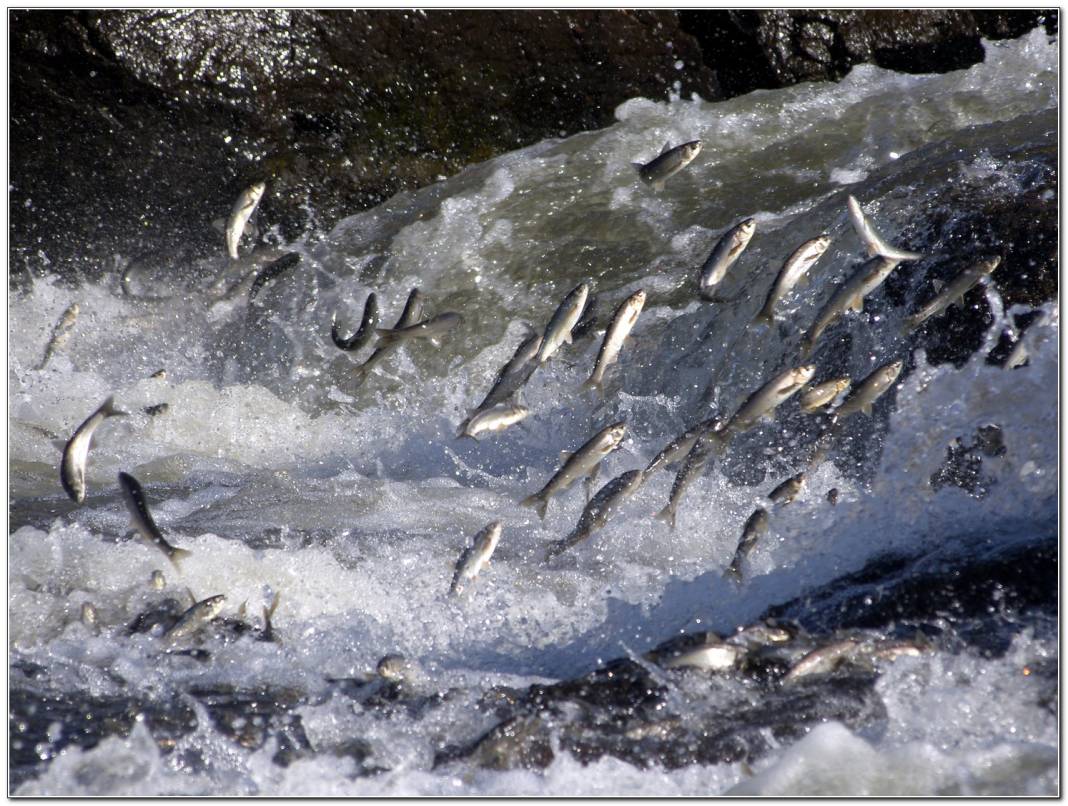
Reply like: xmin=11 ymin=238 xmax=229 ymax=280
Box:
xmin=801 ymin=255 xmax=902 ymax=357
xmin=724 ymin=507 xmax=770 ymax=581
xmin=457 ymin=402 xmax=530 ymax=440
xmin=726 ymin=620 xmax=798 ymax=649
xmin=351 ymin=288 xmax=426 ymax=385
xmin=799 ymin=377 xmax=851 ymax=413
xmin=332 ymin=292 xmax=380 ymax=351
xmin=716 ymin=364 xmax=818 ymax=445
xmin=826 ymin=488 xmax=839 ymax=506
xmin=471 ymin=332 xmax=542 ymax=414
xmin=144 ymin=403 xmax=169 ymax=417
xmin=150 ymin=368 xmax=167 ymax=380
xmin=60 ymin=396 xmax=129 ymax=503
xmin=449 ymin=521 xmax=503 ymax=596
xmin=375 ymin=311 xmax=463 ymax=347
xmin=570 ymin=294 xmax=601 ymax=341
xmin=80 ymin=602 xmax=99 ymax=630
xmin=659 ymin=635 xmax=745 ymax=672
xmin=834 ymin=360 xmax=903 ymax=418
xmin=633 ymin=140 xmax=702 ymax=191
xmin=520 ymin=421 xmax=627 ymax=520
xmin=699 ymin=218 xmax=756 ymax=300
xmin=151 ymin=570 xmax=167 ymax=591
xmin=377 ymin=653 xmax=421 ymax=684
xmin=163 ymin=594 xmax=226 ymax=644
xmin=35 ymin=302 xmax=80 ymax=371
xmin=752 ymin=234 xmax=832 ymax=325
xmin=226 ymin=181 xmax=266 ymax=260
xmin=537 ymin=282 xmax=590 ymax=363
xmin=782 ymin=638 xmax=862 ymax=683
xmin=261 ymin=591 xmax=281 ymax=643
xmin=247 ymin=252 xmax=300 ymax=302
xmin=581 ymin=289 xmax=646 ymax=397
xmin=654 ymin=429 xmax=718 ymax=530
xmin=768 ymin=472 xmax=805 ymax=506
xmin=644 ymin=415 xmax=720 ymax=477
xmin=902 ymin=257 xmax=1001 ymax=332
xmin=118 ymin=472 xmax=193 ymax=571
xmin=546 ymin=469 xmax=645 ymax=559
xmin=847 ymin=195 xmax=923 ymax=262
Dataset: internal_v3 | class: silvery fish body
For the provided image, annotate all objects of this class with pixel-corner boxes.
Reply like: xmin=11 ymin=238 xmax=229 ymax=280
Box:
xmin=725 ymin=507 xmax=770 ymax=581
xmin=699 ymin=218 xmax=756 ymax=299
xmin=449 ymin=521 xmax=503 ymax=596
xmin=520 ymin=421 xmax=627 ymax=520
xmin=163 ymin=594 xmax=226 ymax=644
xmin=60 ymin=396 xmax=128 ymax=503
xmin=721 ymin=364 xmax=818 ymax=438
xmin=903 ymin=257 xmax=1001 ymax=332
xmin=834 ymin=360 xmax=903 ymax=418
xmin=654 ymin=429 xmax=718 ymax=530
xmin=473 ymin=332 xmax=542 ymax=413
xmin=458 ymin=402 xmax=530 ymax=440
xmin=537 ymin=283 xmax=590 ymax=363
xmin=352 ymin=288 xmax=426 ymax=384
xmin=376 ymin=311 xmax=463 ymax=346
xmin=581 ymin=289 xmax=646 ymax=397
xmin=36 ymin=302 xmax=80 ymax=371
xmin=802 ymin=256 xmax=901 ymax=356
xmin=546 ymin=469 xmax=645 ymax=559
xmin=753 ymin=235 xmax=832 ymax=325
xmin=768 ymin=472 xmax=805 ymax=506
xmin=633 ymin=140 xmax=702 ymax=190
xmin=226 ymin=181 xmax=266 ymax=260
xmin=118 ymin=472 xmax=192 ymax=570
xmin=332 ymin=292 xmax=380 ymax=352
xmin=847 ymin=195 xmax=923 ymax=262
xmin=660 ymin=637 xmax=745 ymax=671
xmin=782 ymin=639 xmax=862 ymax=683
xmin=644 ymin=415 xmax=719 ymax=477
xmin=799 ymin=377 xmax=851 ymax=413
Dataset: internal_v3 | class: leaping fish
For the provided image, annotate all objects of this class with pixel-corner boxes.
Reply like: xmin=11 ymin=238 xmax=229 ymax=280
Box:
xmin=60 ymin=396 xmax=129 ymax=503
xmin=581 ymin=289 xmax=646 ymax=397
xmin=332 ymin=293 xmax=380 ymax=351
xmin=714 ymin=364 xmax=817 ymax=446
xmin=457 ymin=402 xmax=530 ymax=440
xmin=546 ymin=469 xmax=645 ymax=560
xmin=699 ymin=218 xmax=756 ymax=301
xmin=118 ymin=471 xmax=192 ymax=570
xmin=450 ymin=521 xmax=503 ymax=596
xmin=351 ymin=288 xmax=426 ymax=385
xmin=724 ymin=507 xmax=770 ymax=582
xmin=35 ymin=302 xmax=80 ymax=371
xmin=375 ymin=311 xmax=463 ymax=347
xmin=902 ymin=257 xmax=1001 ymax=333
xmin=163 ymin=594 xmax=226 ymax=645
xmin=226 ymin=181 xmax=266 ymax=260
xmin=801 ymin=255 xmax=902 ymax=357
xmin=537 ymin=283 xmax=590 ymax=364
xmin=752 ymin=235 xmax=832 ymax=326
xmin=798 ymin=377 xmax=851 ymax=413
xmin=847 ymin=195 xmax=923 ymax=262
xmin=834 ymin=360 xmax=903 ymax=418
xmin=633 ymin=140 xmax=702 ymax=191
xmin=655 ymin=428 xmax=718 ymax=530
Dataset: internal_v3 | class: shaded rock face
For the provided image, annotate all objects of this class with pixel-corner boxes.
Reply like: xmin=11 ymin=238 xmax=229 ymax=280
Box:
xmin=9 ymin=10 xmax=1055 ymax=278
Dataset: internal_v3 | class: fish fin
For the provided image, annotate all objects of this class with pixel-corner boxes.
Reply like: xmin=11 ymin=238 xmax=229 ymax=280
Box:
xmin=211 ymin=217 xmax=227 ymax=233
xmin=266 ymin=591 xmax=281 ymax=620
xmin=660 ymin=140 xmax=672 ymax=155
xmin=168 ymin=548 xmax=192 ymax=572
xmin=861 ymin=403 xmax=873 ymax=417
xmin=374 ymin=328 xmax=401 ymax=345
xmin=579 ymin=378 xmax=603 ymax=397
xmin=751 ymin=310 xmax=774 ymax=328
xmin=850 ymin=298 xmax=864 ymax=313
xmin=51 ymin=438 xmax=67 ymax=453
xmin=101 ymin=396 xmax=131 ymax=418
xmin=237 ymin=600 xmax=248 ymax=620
xmin=185 ymin=588 xmax=198 ymax=607
xmin=652 ymin=179 xmax=666 ymax=192
xmin=519 ymin=494 xmax=548 ymax=521
xmin=455 ymin=423 xmax=476 ymax=440
xmin=558 ymin=450 xmax=572 ymax=462
xmin=654 ymin=505 xmax=677 ymax=530
xmin=724 ymin=560 xmax=743 ymax=582
xmin=631 ymin=162 xmax=646 ymax=173
xmin=931 ymin=279 xmax=945 ymax=294
xmin=563 ymin=331 xmax=573 ymax=345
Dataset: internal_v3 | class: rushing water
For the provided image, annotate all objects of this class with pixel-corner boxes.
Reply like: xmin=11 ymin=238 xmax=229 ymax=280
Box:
xmin=8 ymin=29 xmax=1058 ymax=795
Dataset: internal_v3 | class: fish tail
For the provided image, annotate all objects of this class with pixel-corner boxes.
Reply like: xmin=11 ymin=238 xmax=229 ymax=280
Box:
xmin=654 ymin=504 xmax=677 ymax=530
xmin=168 ymin=547 xmax=193 ymax=572
xmin=374 ymin=328 xmax=402 ymax=345
xmin=579 ymin=377 xmax=603 ymax=398
xmin=751 ymin=309 xmax=774 ymax=328
xmin=724 ymin=560 xmax=743 ymax=582
xmin=102 ymin=396 xmax=131 ymax=418
xmin=873 ymin=238 xmax=924 ymax=262
xmin=519 ymin=494 xmax=548 ymax=521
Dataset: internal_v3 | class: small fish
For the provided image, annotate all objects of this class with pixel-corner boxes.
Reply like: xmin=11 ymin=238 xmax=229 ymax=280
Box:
xmin=226 ymin=181 xmax=266 ymax=260
xmin=247 ymin=252 xmax=300 ymax=303
xmin=118 ymin=472 xmax=192 ymax=571
xmin=801 ymin=255 xmax=902 ymax=357
xmin=163 ymin=594 xmax=226 ymax=644
xmin=351 ymin=288 xmax=426 ymax=385
xmin=450 ymin=521 xmax=503 ymax=596
xmin=150 ymin=368 xmax=167 ymax=380
xmin=799 ymin=377 xmax=851 ymax=413
xmin=261 ymin=591 xmax=281 ymax=643
xmin=717 ymin=364 xmax=818 ymax=444
xmin=457 ymin=402 xmax=530 ymax=440
xmin=470 ymin=332 xmax=542 ymax=414
xmin=520 ymin=421 xmax=627 ymax=520
xmin=726 ymin=620 xmax=797 ymax=649
xmin=377 ymin=653 xmax=420 ymax=684
xmin=644 ymin=415 xmax=720 ymax=477
xmin=35 ymin=302 xmax=80 ymax=371
xmin=768 ymin=472 xmax=805 ymax=506
xmin=834 ymin=360 xmax=903 ymax=418
xmin=752 ymin=235 xmax=832 ymax=325
xmin=699 ymin=218 xmax=756 ymax=300
xmin=151 ymin=570 xmax=167 ymax=590
xmin=375 ymin=311 xmax=463 ymax=347
xmin=655 ymin=429 xmax=717 ymax=530
xmin=80 ymin=602 xmax=99 ymax=629
xmin=143 ymin=403 xmax=169 ymax=417
xmin=60 ymin=396 xmax=129 ymax=503
xmin=724 ymin=507 xmax=770 ymax=581
xmin=903 ymin=257 xmax=1001 ymax=333
xmin=332 ymin=292 xmax=380 ymax=352
xmin=633 ymin=140 xmax=702 ymax=191
xmin=660 ymin=636 xmax=745 ymax=672
xmin=826 ymin=488 xmax=839 ymax=506
xmin=537 ymin=282 xmax=590 ymax=364
xmin=581 ymin=289 xmax=646 ymax=397
xmin=782 ymin=638 xmax=862 ymax=684
xmin=546 ymin=469 xmax=645 ymax=559
xmin=847 ymin=195 xmax=923 ymax=262
xmin=570 ymin=294 xmax=601 ymax=341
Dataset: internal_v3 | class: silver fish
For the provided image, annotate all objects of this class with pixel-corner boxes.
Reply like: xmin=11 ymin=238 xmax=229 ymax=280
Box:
xmin=782 ymin=638 xmax=862 ymax=684
xmin=35 ymin=302 xmax=80 ymax=371
xmin=537 ymin=282 xmax=590 ymax=363
xmin=377 ymin=653 xmax=419 ymax=683
xmin=903 ymin=257 xmax=1001 ymax=332
xmin=660 ymin=636 xmax=745 ymax=672
xmin=520 ymin=421 xmax=627 ymax=520
xmin=633 ymin=140 xmax=702 ymax=191
xmin=724 ymin=507 xmax=770 ymax=581
xmin=644 ymin=415 xmax=720 ymax=478
xmin=726 ymin=620 xmax=797 ymax=649
xmin=801 ymin=255 xmax=902 ymax=357
xmin=718 ymin=364 xmax=818 ymax=443
xmin=118 ymin=472 xmax=192 ymax=571
xmin=60 ymin=396 xmax=129 ymax=503
xmin=571 ymin=294 xmax=601 ymax=341
xmin=332 ymin=293 xmax=380 ymax=352
xmin=799 ymin=377 xmax=851 ymax=413
xmin=351 ymin=288 xmax=426 ymax=385
xmin=457 ymin=402 xmax=530 ymax=440
xmin=581 ymin=289 xmax=646 ymax=397
xmin=834 ymin=360 xmax=903 ymax=418
xmin=375 ymin=311 xmax=463 ymax=347
xmin=472 ymin=332 xmax=542 ymax=413
xmin=752 ymin=235 xmax=832 ymax=325
xmin=699 ymin=218 xmax=756 ymax=300
xmin=450 ymin=521 xmax=503 ymax=596
xmin=226 ymin=181 xmax=266 ymax=260
xmin=80 ymin=602 xmax=99 ymax=629
xmin=546 ymin=468 xmax=645 ymax=559
xmin=655 ymin=429 xmax=718 ymax=530
xmin=163 ymin=594 xmax=226 ymax=644
xmin=150 ymin=368 xmax=167 ymax=380
xmin=768 ymin=472 xmax=805 ymax=506
xmin=847 ymin=195 xmax=923 ymax=262
xmin=151 ymin=570 xmax=167 ymax=591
